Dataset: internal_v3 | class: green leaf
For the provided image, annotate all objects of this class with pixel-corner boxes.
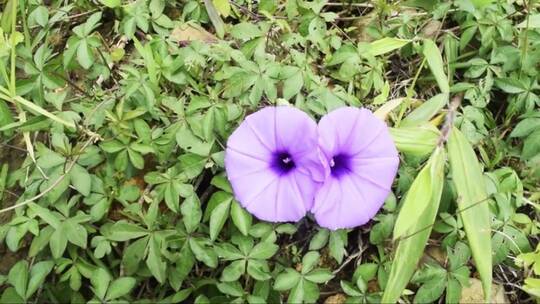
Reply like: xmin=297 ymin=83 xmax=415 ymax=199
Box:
xmin=470 ymin=0 xmax=494 ymax=9
xmin=63 ymin=220 xmax=88 ymax=248
xmin=99 ymin=0 xmax=121 ymax=8
xmin=401 ymin=93 xmax=448 ymax=127
xmin=10 ymin=96 xmax=75 ymax=129
xmin=26 ymin=261 xmax=54 ymax=299
xmin=77 ymin=39 xmax=94 ymax=69
xmin=8 ymin=261 xmax=28 ymax=299
xmin=28 ymin=202 xmax=61 ymax=229
xmin=283 ymin=71 xmax=304 ymax=100
xmin=494 ymin=78 xmax=526 ymax=94
xmin=108 ymin=221 xmax=149 ymax=241
xmin=423 ymin=39 xmax=449 ymax=93
xmin=368 ymin=37 xmax=410 ymax=56
xmin=302 ymin=251 xmax=320 ymax=274
xmin=146 ymin=236 xmax=167 ymax=283
xmin=246 ymin=260 xmax=271 ymax=280
xmin=382 ymin=148 xmax=445 ymax=304
xmin=30 ymin=6 xmax=49 ymax=27
xmin=231 ymin=200 xmax=252 ymax=236
xmin=106 ymin=277 xmax=136 ymax=300
xmin=49 ymin=227 xmax=68 ymax=259
xmin=181 ymin=194 xmax=202 ymax=233
xmin=329 ymin=230 xmax=346 ymax=263
xmin=70 ymin=164 xmax=91 ymax=196
xmin=273 ymin=269 xmax=301 ymax=291
xmin=212 ymin=0 xmax=231 ymax=17
xmin=217 ymin=281 xmax=244 ymax=297
xmin=176 ymin=125 xmax=212 ymax=156
xmin=249 ymin=241 xmax=278 ymax=260
xmin=0 ymin=99 xmax=14 ymax=129
xmin=446 ymin=278 xmax=462 ymax=304
xmin=220 ymin=260 xmax=245 ymax=282
xmin=414 ymin=279 xmax=447 ymax=303
xmin=203 ymin=0 xmax=225 ymax=38
xmin=91 ymin=268 xmax=111 ymax=300
xmin=448 ymin=127 xmax=492 ymax=301
xmin=390 ymin=125 xmax=440 ymax=157
xmin=209 ymin=194 xmax=232 ymax=241
xmin=231 ymin=22 xmax=263 ymax=40
xmin=288 ymin=278 xmax=305 ymax=303
xmin=393 ymin=149 xmax=444 ymax=239
xmin=522 ymin=130 xmax=540 ymax=159
xmin=189 ymin=238 xmax=218 ymax=268
xmin=309 ymin=229 xmax=329 ymax=250
xmin=510 ymin=117 xmax=540 ymax=138
xmin=305 ymin=269 xmax=334 ymax=283
xmin=517 ymin=14 xmax=540 ymax=28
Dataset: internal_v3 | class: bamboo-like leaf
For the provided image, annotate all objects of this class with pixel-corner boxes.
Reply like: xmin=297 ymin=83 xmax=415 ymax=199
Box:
xmin=389 ymin=124 xmax=440 ymax=157
xmin=401 ymin=93 xmax=448 ymax=127
xmin=393 ymin=153 xmax=435 ymax=239
xmin=0 ymin=89 xmax=75 ymax=129
xmin=447 ymin=127 xmax=492 ymax=301
xmin=369 ymin=38 xmax=411 ymax=56
xmin=203 ymin=0 xmax=225 ymax=38
xmin=382 ymin=147 xmax=445 ymax=303
xmin=423 ymin=40 xmax=449 ymax=94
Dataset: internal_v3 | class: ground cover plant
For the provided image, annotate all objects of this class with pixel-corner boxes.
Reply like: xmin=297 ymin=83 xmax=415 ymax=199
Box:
xmin=0 ymin=0 xmax=539 ymax=303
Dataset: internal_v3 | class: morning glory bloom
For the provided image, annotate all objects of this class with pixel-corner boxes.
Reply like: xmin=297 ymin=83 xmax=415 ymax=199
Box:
xmin=312 ymin=107 xmax=399 ymax=230
xmin=225 ymin=106 xmax=327 ymax=222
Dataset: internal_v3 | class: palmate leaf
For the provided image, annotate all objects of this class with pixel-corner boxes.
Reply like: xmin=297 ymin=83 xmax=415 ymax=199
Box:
xmin=447 ymin=127 xmax=492 ymax=301
xmin=382 ymin=147 xmax=445 ymax=303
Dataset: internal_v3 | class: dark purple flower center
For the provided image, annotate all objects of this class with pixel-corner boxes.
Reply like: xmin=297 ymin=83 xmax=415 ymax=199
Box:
xmin=330 ymin=153 xmax=351 ymax=177
xmin=271 ymin=151 xmax=296 ymax=175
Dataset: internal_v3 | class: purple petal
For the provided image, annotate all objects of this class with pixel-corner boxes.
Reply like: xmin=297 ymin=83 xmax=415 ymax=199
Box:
xmin=313 ymin=107 xmax=399 ymax=230
xmin=225 ymin=106 xmax=326 ymax=222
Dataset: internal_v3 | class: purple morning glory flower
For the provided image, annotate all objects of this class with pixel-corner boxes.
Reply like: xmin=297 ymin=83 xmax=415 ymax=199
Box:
xmin=225 ymin=106 xmax=327 ymax=222
xmin=311 ymin=107 xmax=399 ymax=230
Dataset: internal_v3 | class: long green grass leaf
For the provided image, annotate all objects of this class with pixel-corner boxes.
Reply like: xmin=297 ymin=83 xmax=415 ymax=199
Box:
xmin=382 ymin=148 xmax=445 ymax=303
xmin=203 ymin=0 xmax=225 ymax=38
xmin=423 ymin=39 xmax=449 ymax=94
xmin=369 ymin=38 xmax=411 ymax=56
xmin=447 ymin=127 xmax=492 ymax=301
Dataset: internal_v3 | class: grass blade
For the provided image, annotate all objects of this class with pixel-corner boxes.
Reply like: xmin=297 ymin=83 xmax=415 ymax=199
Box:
xmin=203 ymin=0 xmax=225 ymax=38
xmin=447 ymin=127 xmax=492 ymax=301
xmin=423 ymin=39 xmax=449 ymax=94
xmin=382 ymin=148 xmax=445 ymax=303
xmin=369 ymin=38 xmax=411 ymax=56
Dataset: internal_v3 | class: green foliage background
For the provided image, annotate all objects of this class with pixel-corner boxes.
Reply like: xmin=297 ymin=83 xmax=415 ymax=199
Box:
xmin=0 ymin=0 xmax=539 ymax=303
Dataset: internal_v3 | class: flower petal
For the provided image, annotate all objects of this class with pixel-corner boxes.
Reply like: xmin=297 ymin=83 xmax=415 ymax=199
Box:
xmin=225 ymin=106 xmax=325 ymax=222
xmin=313 ymin=174 xmax=390 ymax=229
xmin=313 ymin=107 xmax=399 ymax=229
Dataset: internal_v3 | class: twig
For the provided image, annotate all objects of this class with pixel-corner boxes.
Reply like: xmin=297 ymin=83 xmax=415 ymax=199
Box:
xmin=437 ymin=92 xmax=463 ymax=146
xmin=332 ymin=248 xmax=364 ymax=275
xmin=0 ymin=133 xmax=100 ymax=214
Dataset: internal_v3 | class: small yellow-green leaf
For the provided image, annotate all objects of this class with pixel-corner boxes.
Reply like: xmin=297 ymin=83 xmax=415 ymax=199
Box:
xmin=393 ymin=148 xmax=445 ymax=239
xmin=212 ymin=0 xmax=231 ymax=17
xmin=401 ymin=93 xmax=448 ymax=127
xmin=369 ymin=38 xmax=411 ymax=56
xmin=390 ymin=124 xmax=440 ymax=157
xmin=423 ymin=39 xmax=449 ymax=94
xmin=203 ymin=0 xmax=225 ymax=38
xmin=230 ymin=200 xmax=252 ymax=236
xmin=447 ymin=127 xmax=492 ymax=301
xmin=382 ymin=148 xmax=445 ymax=304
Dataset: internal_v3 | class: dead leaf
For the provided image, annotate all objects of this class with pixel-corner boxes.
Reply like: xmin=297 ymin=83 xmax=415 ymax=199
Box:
xmin=171 ymin=23 xmax=218 ymax=44
xmin=460 ymin=278 xmax=509 ymax=304
xmin=324 ymin=293 xmax=347 ymax=304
